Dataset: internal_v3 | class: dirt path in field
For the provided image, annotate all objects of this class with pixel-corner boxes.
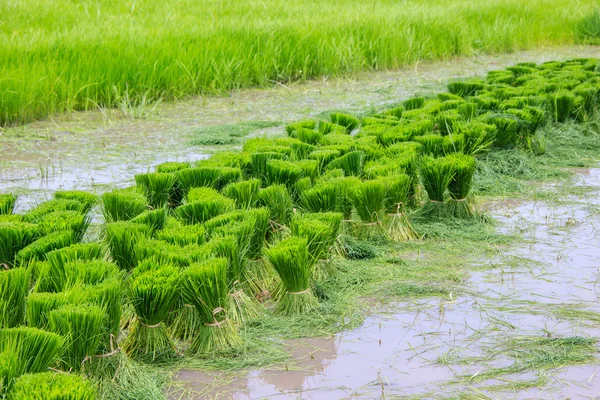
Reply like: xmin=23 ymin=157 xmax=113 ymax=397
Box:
xmin=1 ymin=45 xmax=599 ymax=210
xmin=173 ymin=169 xmax=600 ymax=399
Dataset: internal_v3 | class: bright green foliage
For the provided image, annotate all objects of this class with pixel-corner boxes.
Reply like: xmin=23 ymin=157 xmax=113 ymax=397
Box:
xmin=223 ymin=179 xmax=260 ymax=210
xmin=101 ymin=189 xmax=148 ymax=222
xmin=15 ymin=231 xmax=75 ymax=266
xmin=175 ymin=167 xmax=221 ymax=195
xmin=156 ymin=162 xmax=190 ymax=173
xmin=49 ymin=304 xmax=106 ymax=372
xmin=131 ymin=209 xmax=167 ymax=232
xmin=300 ymin=183 xmax=339 ymax=213
xmin=327 ymin=151 xmax=364 ymax=176
xmin=246 ymin=207 xmax=271 ymax=260
xmin=330 ymin=113 xmax=360 ymax=133
xmin=136 ymin=238 xmax=208 ymax=267
xmin=38 ymin=210 xmax=90 ymax=242
xmin=258 ymin=185 xmax=294 ymax=225
xmin=104 ymin=221 xmax=151 ymax=271
xmin=135 ymin=172 xmax=176 ymax=209
xmin=447 ymin=80 xmax=485 ymax=97
xmin=251 ymin=152 xmax=285 ymax=183
xmin=26 ymin=292 xmax=68 ymax=329
xmin=419 ymin=156 xmax=455 ymax=202
xmin=484 ymin=115 xmax=520 ymax=147
xmin=320 ymin=133 xmax=354 ymax=146
xmin=318 ymin=121 xmax=346 ymax=135
xmin=266 ymin=159 xmax=303 ymax=187
xmin=293 ymin=160 xmax=320 ymax=183
xmin=290 ymin=142 xmax=315 ymax=160
xmin=309 ymin=149 xmax=341 ymax=171
xmin=414 ymin=134 xmax=444 ymax=156
xmin=54 ymin=191 xmax=97 ymax=214
xmin=0 ymin=327 xmax=64 ymax=374
xmin=380 ymin=174 xmax=411 ymax=214
xmin=10 ymin=372 xmax=96 ymax=400
xmin=0 ymin=268 xmax=28 ymax=328
xmin=47 ymin=260 xmax=120 ymax=293
xmin=264 ymin=236 xmax=315 ymax=315
xmin=285 ymin=120 xmax=316 ymax=137
xmin=447 ymin=154 xmax=478 ymax=217
xmin=0 ymin=195 xmax=17 ymax=215
xmin=549 ymin=90 xmax=576 ymax=122
xmin=461 ymin=122 xmax=497 ymax=155
xmin=441 ymin=133 xmax=465 ymax=154
xmin=0 ymin=222 xmax=39 ymax=266
xmin=403 ymin=97 xmax=426 ymax=110
xmin=290 ymin=215 xmax=333 ymax=264
xmin=0 ymin=350 xmax=18 ymax=394
xmin=351 ymin=180 xmax=387 ymax=223
xmin=295 ymin=128 xmax=323 ymax=145
xmin=156 ymin=224 xmax=205 ymax=246
xmin=23 ymin=199 xmax=86 ymax=223
xmin=176 ymin=188 xmax=235 ymax=225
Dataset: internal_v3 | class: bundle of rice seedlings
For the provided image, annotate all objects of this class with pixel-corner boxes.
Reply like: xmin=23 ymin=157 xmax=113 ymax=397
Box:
xmin=203 ymin=211 xmax=244 ymax=234
xmin=0 ymin=222 xmax=38 ymax=266
xmin=15 ymin=231 xmax=75 ymax=267
xmin=290 ymin=142 xmax=315 ymax=160
xmin=246 ymin=207 xmax=271 ymax=261
xmin=54 ymin=191 xmax=97 ymax=214
xmin=51 ymin=260 xmax=120 ymax=293
xmin=549 ymin=90 xmax=576 ymax=122
xmin=458 ymin=102 xmax=478 ymax=121
xmin=0 ymin=327 xmax=63 ymax=374
xmin=180 ymin=258 xmax=242 ymax=355
xmin=101 ymin=189 xmax=148 ymax=222
xmin=136 ymin=238 xmax=204 ymax=267
xmin=131 ymin=209 xmax=167 ymax=232
xmin=223 ymin=179 xmax=260 ymax=209
xmin=309 ymin=149 xmax=341 ymax=171
xmin=46 ymin=243 xmax=104 ymax=266
xmin=0 ymin=268 xmax=28 ymax=328
xmin=318 ymin=121 xmax=346 ymax=135
xmin=122 ymin=263 xmax=180 ymax=360
xmin=330 ymin=113 xmax=360 ymax=133
xmin=293 ymin=160 xmax=319 ymax=183
xmin=290 ymin=215 xmax=332 ymax=266
xmin=258 ymin=185 xmax=294 ymax=227
xmin=484 ymin=115 xmax=520 ymax=148
xmin=294 ymin=128 xmax=322 ymax=145
xmin=156 ymin=161 xmax=190 ymax=173
xmin=156 ymin=224 xmax=205 ymax=246
xmin=379 ymin=175 xmax=418 ymax=241
xmin=10 ymin=372 xmax=96 ymax=400
xmin=135 ymin=172 xmax=176 ymax=209
xmin=461 ymin=122 xmax=497 ymax=155
xmin=351 ymin=180 xmax=387 ymax=239
xmin=293 ymin=177 xmax=313 ymax=202
xmin=266 ymin=159 xmax=303 ymax=187
xmin=0 ymin=214 xmax=23 ymax=223
xmin=49 ymin=304 xmax=106 ymax=372
xmin=0 ymin=194 xmax=17 ymax=215
xmin=414 ymin=134 xmax=443 ymax=156
xmin=446 ymin=154 xmax=477 ymax=218
xmin=447 ymin=80 xmax=485 ymax=97
xmin=419 ymin=156 xmax=455 ymax=217
xmin=251 ymin=152 xmax=285 ymax=183
xmin=403 ymin=97 xmax=426 ymax=110
xmin=0 ymin=350 xmax=18 ymax=394
xmin=23 ymin=199 xmax=86 ymax=223
xmin=26 ymin=292 xmax=68 ymax=329
xmin=285 ymin=120 xmax=316 ymax=136
xmin=441 ymin=133 xmax=465 ymax=155
xmin=216 ymin=167 xmax=243 ymax=189
xmin=319 ymin=133 xmax=354 ymax=146
xmin=85 ymin=277 xmax=123 ymax=341
xmin=330 ymin=176 xmax=361 ymax=221
xmin=264 ymin=237 xmax=315 ymax=315
xmin=38 ymin=210 xmax=90 ymax=242
xmin=326 ymin=151 xmax=364 ymax=176
xmin=104 ymin=222 xmax=151 ymax=271
xmin=300 ymin=183 xmax=339 ymax=213
xmin=174 ymin=167 xmax=221 ymax=196
xmin=176 ymin=188 xmax=235 ymax=225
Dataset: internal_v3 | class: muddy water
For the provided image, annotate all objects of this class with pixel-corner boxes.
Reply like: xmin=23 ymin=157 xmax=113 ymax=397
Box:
xmin=173 ymin=169 xmax=600 ymax=399
xmin=1 ymin=45 xmax=599 ymax=211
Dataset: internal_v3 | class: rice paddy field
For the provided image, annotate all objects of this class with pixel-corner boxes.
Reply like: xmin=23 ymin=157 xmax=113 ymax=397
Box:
xmin=3 ymin=3 xmax=600 ymax=400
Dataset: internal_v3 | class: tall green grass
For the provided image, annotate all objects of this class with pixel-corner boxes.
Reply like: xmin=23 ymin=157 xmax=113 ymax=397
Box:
xmin=0 ymin=0 xmax=597 ymax=125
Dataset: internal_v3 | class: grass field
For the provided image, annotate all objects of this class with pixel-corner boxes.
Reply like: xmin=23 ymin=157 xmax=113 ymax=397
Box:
xmin=1 ymin=0 xmax=598 ymax=125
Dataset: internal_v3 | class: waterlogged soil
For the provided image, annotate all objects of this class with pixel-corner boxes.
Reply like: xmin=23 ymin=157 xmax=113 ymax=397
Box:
xmin=1 ymin=45 xmax=599 ymax=210
xmin=172 ymin=169 xmax=600 ymax=399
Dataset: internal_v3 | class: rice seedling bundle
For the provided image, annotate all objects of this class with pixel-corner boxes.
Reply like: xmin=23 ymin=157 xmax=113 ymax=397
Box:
xmin=10 ymin=372 xmax=96 ymax=400
xmin=458 ymin=102 xmax=479 ymax=121
xmin=293 ymin=160 xmax=319 ymax=183
xmin=156 ymin=162 xmax=191 ymax=173
xmin=258 ymin=185 xmax=294 ymax=226
xmin=26 ymin=292 xmax=68 ymax=329
xmin=174 ymin=167 xmax=221 ymax=195
xmin=460 ymin=122 xmax=497 ymax=155
xmin=300 ymin=183 xmax=339 ymax=213
xmin=290 ymin=215 xmax=332 ymax=265
xmin=317 ymin=121 xmax=346 ymax=135
xmin=483 ymin=115 xmax=520 ymax=148
xmin=123 ymin=263 xmax=180 ymax=360
xmin=38 ymin=210 xmax=90 ymax=242
xmin=293 ymin=177 xmax=313 ymax=202
xmin=264 ymin=237 xmax=315 ymax=315
xmin=203 ymin=211 xmax=244 ymax=234
xmin=0 ymin=194 xmax=17 ymax=215
xmin=308 ymin=149 xmax=341 ymax=171
xmin=0 ymin=327 xmax=63 ymax=374
xmin=0 ymin=268 xmax=28 ymax=328
xmin=289 ymin=142 xmax=315 ymax=160
xmin=15 ymin=231 xmax=75 ymax=267
xmin=0 ymin=222 xmax=39 ymax=267
xmin=447 ymin=80 xmax=485 ymax=97
xmin=246 ymin=207 xmax=271 ymax=261
xmin=156 ymin=224 xmax=205 ymax=246
xmin=101 ymin=189 xmax=148 ymax=222
xmin=176 ymin=188 xmax=235 ymax=225
xmin=403 ymin=97 xmax=426 ymax=110
xmin=216 ymin=167 xmax=243 ymax=189
xmin=446 ymin=154 xmax=478 ymax=218
xmin=419 ymin=155 xmax=455 ymax=216
xmin=413 ymin=134 xmax=444 ymax=156
xmin=293 ymin=128 xmax=323 ymax=145
xmin=378 ymin=175 xmax=418 ymax=241
xmin=223 ymin=179 xmax=260 ymax=209
xmin=23 ymin=199 xmax=87 ymax=224
xmin=180 ymin=258 xmax=242 ymax=354
xmin=48 ymin=304 xmax=106 ymax=372
xmin=0 ymin=350 xmax=18 ymax=394
xmin=550 ymin=90 xmax=576 ymax=122
xmin=104 ymin=221 xmax=151 ymax=271
xmin=351 ymin=180 xmax=387 ymax=224
xmin=319 ymin=133 xmax=354 ymax=147
xmin=54 ymin=191 xmax=98 ymax=214
xmin=441 ymin=133 xmax=465 ymax=155
xmin=135 ymin=172 xmax=176 ymax=209
xmin=83 ymin=277 xmax=123 ymax=341
xmin=251 ymin=152 xmax=285 ymax=183
xmin=51 ymin=260 xmax=120 ymax=293
xmin=131 ymin=208 xmax=167 ymax=232
xmin=266 ymin=159 xmax=303 ymax=187
xmin=326 ymin=151 xmax=364 ymax=176
xmin=285 ymin=120 xmax=316 ymax=137
xmin=330 ymin=113 xmax=360 ymax=133
xmin=136 ymin=238 xmax=206 ymax=267
xmin=384 ymin=106 xmax=404 ymax=119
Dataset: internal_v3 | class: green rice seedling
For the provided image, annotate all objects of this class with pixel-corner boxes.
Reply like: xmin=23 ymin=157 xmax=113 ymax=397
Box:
xmin=246 ymin=207 xmax=271 ymax=261
xmin=0 ymin=327 xmax=63 ymax=374
xmin=156 ymin=162 xmax=191 ymax=173
xmin=447 ymin=80 xmax=485 ymax=97
xmin=136 ymin=238 xmax=207 ymax=267
xmin=330 ymin=113 xmax=360 ymax=133
xmin=266 ymin=159 xmax=303 ymax=187
xmin=135 ymin=172 xmax=176 ymax=209
xmin=156 ymin=224 xmax=205 ymax=246
xmin=10 ymin=372 xmax=96 ymax=400
xmin=223 ymin=179 xmax=260 ymax=209
xmin=435 ymin=111 xmax=462 ymax=135
xmin=84 ymin=277 xmax=123 ymax=342
xmin=403 ymin=97 xmax=426 ymax=110
xmin=38 ymin=210 xmax=90 ymax=242
xmin=549 ymin=90 xmax=576 ymax=122
xmin=378 ymin=175 xmax=418 ymax=241
xmin=384 ymin=106 xmax=404 ymax=119
xmin=0 ymin=215 xmax=23 ymax=223
xmin=574 ymin=84 xmax=598 ymax=116
xmin=439 ymin=100 xmax=466 ymax=112
xmin=419 ymin=155 xmax=455 ymax=217
xmin=438 ymin=92 xmax=464 ymax=102
xmin=308 ymin=149 xmax=340 ymax=171
xmin=319 ymin=133 xmax=354 ymax=146
xmin=385 ymin=141 xmax=423 ymax=156
xmin=0 ymin=194 xmax=17 ymax=215
xmin=414 ymin=134 xmax=444 ymax=156
xmin=49 ymin=304 xmax=106 ymax=372
xmin=264 ymin=237 xmax=315 ymax=315
xmin=484 ymin=115 xmax=520 ymax=147
xmin=0 ymin=222 xmax=39 ymax=267
xmin=216 ymin=167 xmax=243 ymax=189
xmin=336 ymin=235 xmax=378 ymax=260
xmin=123 ymin=263 xmax=180 ymax=361
xmin=15 ymin=231 xmax=75 ymax=267
xmin=290 ymin=142 xmax=315 ymax=160
xmin=295 ymin=128 xmax=323 ymax=145
xmin=441 ymin=133 xmax=465 ymax=155
xmin=458 ymin=102 xmax=478 ymax=121
xmin=0 ymin=350 xmax=18 ymax=394
xmin=23 ymin=199 xmax=86 ymax=223
xmin=131 ymin=208 xmax=167 ymax=232
xmin=43 ymin=243 xmax=105 ymax=290
xmin=446 ymin=154 xmax=477 ymax=218
xmin=176 ymin=188 xmax=235 ymax=225
xmin=351 ymin=180 xmax=387 ymax=240
xmin=460 ymin=122 xmax=497 ymax=155
xmin=52 ymin=260 xmax=120 ymax=293
xmin=285 ymin=120 xmax=316 ymax=137
xmin=169 ymin=302 xmax=202 ymax=342
xmin=101 ymin=189 xmax=148 ymax=223
xmin=251 ymin=151 xmax=285 ymax=183
xmin=317 ymin=121 xmax=346 ymax=135
xmin=293 ymin=160 xmax=319 ymax=183
xmin=312 ymin=212 xmax=343 ymax=250
xmin=203 ymin=211 xmax=244 ymax=234
xmin=258 ymin=185 xmax=294 ymax=227
xmin=175 ymin=167 xmax=222 ymax=197
xmin=293 ymin=177 xmax=313 ymax=202
xmin=180 ymin=258 xmax=242 ymax=355
xmin=330 ymin=176 xmax=361 ymax=221
xmin=0 ymin=268 xmax=28 ymax=328
xmin=326 ymin=151 xmax=363 ymax=176
xmin=104 ymin=221 xmax=151 ymax=271
xmin=26 ymin=292 xmax=68 ymax=329
xmin=300 ymin=183 xmax=339 ymax=213
xmin=54 ymin=191 xmax=97 ymax=214
xmin=290 ymin=215 xmax=332 ymax=266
